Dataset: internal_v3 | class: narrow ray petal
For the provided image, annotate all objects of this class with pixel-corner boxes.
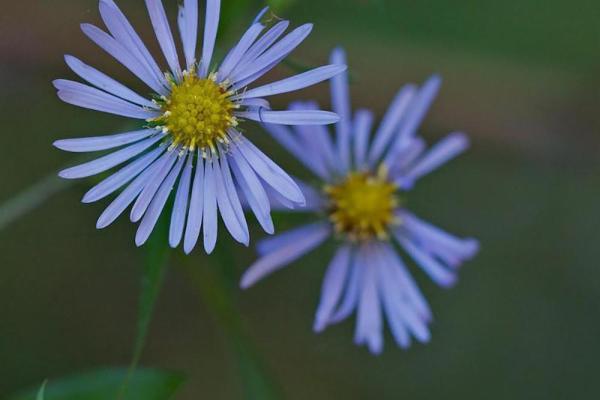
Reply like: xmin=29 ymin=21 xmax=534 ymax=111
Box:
xmin=136 ymin=154 xmax=186 ymax=246
xmin=218 ymin=23 xmax=264 ymax=81
xmin=130 ymin=148 xmax=179 ymax=222
xmin=236 ymin=110 xmax=339 ymax=126
xmin=314 ymin=245 xmax=352 ymax=332
xmin=352 ymin=109 xmax=374 ymax=169
xmin=240 ymin=222 xmax=330 ymax=289
xmin=213 ymin=154 xmax=249 ymax=245
xmin=65 ymin=56 xmax=156 ymax=108
xmin=234 ymin=136 xmax=304 ymax=204
xmin=203 ymin=159 xmax=218 ymax=254
xmin=183 ymin=153 xmax=204 ymax=254
xmin=233 ymin=64 xmax=346 ymax=100
xmin=145 ymin=0 xmax=181 ymax=77
xmin=368 ymin=84 xmax=417 ymax=165
xmin=399 ymin=132 xmax=470 ymax=186
xmin=54 ymin=129 xmax=157 ymax=153
xmin=58 ymin=134 xmax=164 ymax=179
xmin=395 ymin=234 xmax=457 ymax=288
xmin=169 ymin=153 xmax=193 ymax=248
xmin=330 ymin=47 xmax=352 ymax=170
xmin=178 ymin=0 xmax=198 ymax=69
xmin=229 ymin=152 xmax=274 ymax=234
xmin=199 ymin=0 xmax=220 ymax=77
xmin=232 ymin=21 xmax=289 ymax=75
xmin=54 ymin=79 xmax=158 ymax=119
xmin=96 ymin=148 xmax=170 ymax=229
xmin=231 ymin=23 xmax=312 ymax=84
xmin=82 ymin=145 xmax=165 ymax=203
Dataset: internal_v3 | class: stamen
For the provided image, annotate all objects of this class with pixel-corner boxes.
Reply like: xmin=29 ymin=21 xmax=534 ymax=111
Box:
xmin=150 ymin=70 xmax=237 ymax=154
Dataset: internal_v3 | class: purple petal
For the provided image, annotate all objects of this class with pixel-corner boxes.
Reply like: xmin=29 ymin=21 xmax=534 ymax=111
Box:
xmin=130 ymin=148 xmax=179 ymax=222
xmin=136 ymin=153 xmax=186 ymax=246
xmin=377 ymin=256 xmax=411 ymax=349
xmin=240 ymin=222 xmax=330 ymax=289
xmin=380 ymin=243 xmax=432 ymax=321
xmin=218 ymin=23 xmax=264 ymax=82
xmin=214 ymin=153 xmax=249 ymax=245
xmin=234 ymin=136 xmax=304 ymax=204
xmin=354 ymin=247 xmax=383 ymax=354
xmin=145 ymin=0 xmax=181 ymax=77
xmin=96 ymin=149 xmax=169 ymax=229
xmin=314 ymin=245 xmax=352 ymax=332
xmin=238 ymin=98 xmax=271 ymax=109
xmin=169 ymin=153 xmax=193 ymax=248
xmin=82 ymin=145 xmax=165 ymax=203
xmin=376 ymin=246 xmax=431 ymax=344
xmin=54 ymin=79 xmax=158 ymax=120
xmin=183 ymin=153 xmax=204 ymax=254
xmin=352 ymin=109 xmax=374 ymax=170
xmin=54 ymin=129 xmax=157 ymax=153
xmin=255 ymin=221 xmax=322 ymax=256
xmin=98 ymin=0 xmax=169 ymax=94
xmin=199 ymin=0 xmax=220 ymax=77
xmin=203 ymin=159 xmax=218 ymax=254
xmin=233 ymin=21 xmax=289 ymax=74
xmin=395 ymin=233 xmax=457 ymax=288
xmin=64 ymin=55 xmax=156 ymax=108
xmin=231 ymin=23 xmax=312 ymax=84
xmin=387 ymin=137 xmax=426 ymax=178
xmin=330 ymin=247 xmax=364 ymax=324
xmin=399 ymin=210 xmax=479 ymax=267
xmin=229 ymin=153 xmax=274 ymax=234
xmin=289 ymin=109 xmax=335 ymax=179
xmin=58 ymin=134 xmax=164 ymax=179
xmin=329 ymin=47 xmax=352 ymax=170
xmin=81 ymin=23 xmax=166 ymax=94
xmin=236 ymin=110 xmax=339 ymax=125
xmin=252 ymin=7 xmax=269 ymax=24
xmin=399 ymin=132 xmax=470 ymax=185
xmin=220 ymin=152 xmax=251 ymax=235
xmin=368 ymin=84 xmax=417 ymax=165
xmin=178 ymin=0 xmax=198 ymax=69
xmin=263 ymin=123 xmax=327 ymax=180
xmin=233 ymin=64 xmax=346 ymax=100
xmin=385 ymin=75 xmax=442 ymax=161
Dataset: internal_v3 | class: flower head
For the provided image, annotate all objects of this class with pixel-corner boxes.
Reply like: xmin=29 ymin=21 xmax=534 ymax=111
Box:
xmin=241 ymin=48 xmax=479 ymax=354
xmin=53 ymin=0 xmax=346 ymax=253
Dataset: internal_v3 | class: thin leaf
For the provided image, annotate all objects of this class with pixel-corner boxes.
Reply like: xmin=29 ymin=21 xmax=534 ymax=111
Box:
xmin=0 ymin=174 xmax=73 ymax=231
xmin=36 ymin=381 xmax=47 ymax=400
xmin=8 ymin=368 xmax=184 ymax=400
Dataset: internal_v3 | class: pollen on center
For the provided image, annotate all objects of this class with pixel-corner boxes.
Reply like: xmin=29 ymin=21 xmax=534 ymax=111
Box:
xmin=151 ymin=72 xmax=238 ymax=154
xmin=325 ymin=168 xmax=399 ymax=241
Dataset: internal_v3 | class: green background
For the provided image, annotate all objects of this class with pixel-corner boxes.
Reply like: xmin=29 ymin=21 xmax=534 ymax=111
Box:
xmin=1 ymin=0 xmax=599 ymax=398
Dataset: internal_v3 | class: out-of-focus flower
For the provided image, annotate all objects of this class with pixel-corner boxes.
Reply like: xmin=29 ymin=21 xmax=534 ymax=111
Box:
xmin=241 ymin=48 xmax=479 ymax=354
xmin=53 ymin=0 xmax=344 ymax=253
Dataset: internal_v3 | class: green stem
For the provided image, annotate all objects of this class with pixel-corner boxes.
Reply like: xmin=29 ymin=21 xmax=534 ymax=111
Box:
xmin=180 ymin=243 xmax=281 ymax=400
xmin=118 ymin=215 xmax=171 ymax=400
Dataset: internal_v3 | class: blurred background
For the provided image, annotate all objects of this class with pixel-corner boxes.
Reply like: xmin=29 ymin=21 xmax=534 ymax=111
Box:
xmin=1 ymin=0 xmax=600 ymax=398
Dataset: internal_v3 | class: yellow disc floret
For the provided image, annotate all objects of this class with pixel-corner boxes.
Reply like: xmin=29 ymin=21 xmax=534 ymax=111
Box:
xmin=151 ymin=72 xmax=237 ymax=154
xmin=325 ymin=168 xmax=399 ymax=241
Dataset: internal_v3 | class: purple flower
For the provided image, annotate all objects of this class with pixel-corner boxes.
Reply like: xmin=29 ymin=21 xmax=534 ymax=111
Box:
xmin=53 ymin=0 xmax=345 ymax=254
xmin=241 ymin=48 xmax=479 ymax=354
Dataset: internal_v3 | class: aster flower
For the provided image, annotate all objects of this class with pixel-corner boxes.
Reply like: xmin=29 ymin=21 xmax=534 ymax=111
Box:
xmin=53 ymin=0 xmax=345 ymax=253
xmin=241 ymin=48 xmax=479 ymax=354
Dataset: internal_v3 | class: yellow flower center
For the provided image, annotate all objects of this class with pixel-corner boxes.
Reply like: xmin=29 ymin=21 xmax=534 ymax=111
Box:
xmin=325 ymin=168 xmax=399 ymax=241
xmin=153 ymin=73 xmax=237 ymax=153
